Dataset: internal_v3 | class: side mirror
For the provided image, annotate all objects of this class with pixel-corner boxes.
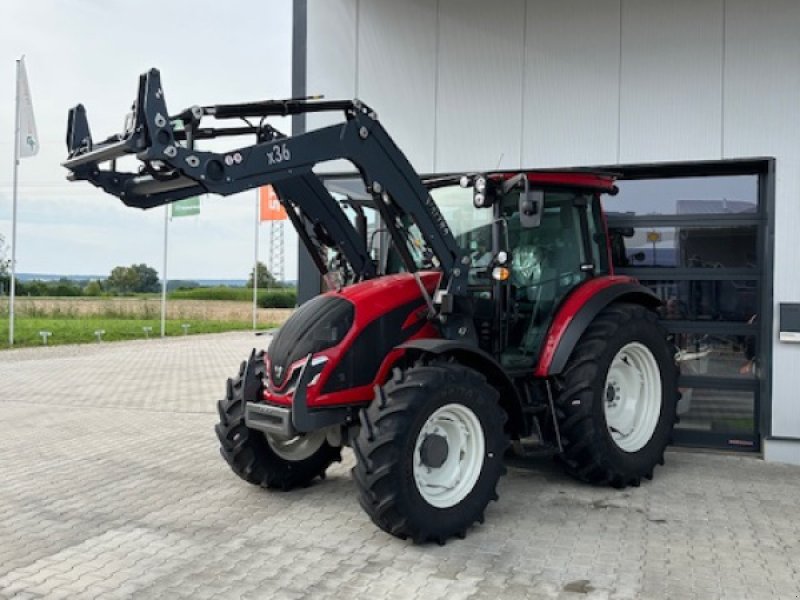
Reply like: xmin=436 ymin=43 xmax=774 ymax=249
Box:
xmin=519 ymin=187 xmax=544 ymax=228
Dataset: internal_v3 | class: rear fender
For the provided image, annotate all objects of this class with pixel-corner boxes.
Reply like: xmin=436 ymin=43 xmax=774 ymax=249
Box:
xmin=394 ymin=339 xmax=526 ymax=437
xmin=535 ymin=277 xmax=661 ymax=377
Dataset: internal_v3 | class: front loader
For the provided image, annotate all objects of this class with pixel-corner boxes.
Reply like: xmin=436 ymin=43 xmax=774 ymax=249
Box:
xmin=63 ymin=69 xmax=678 ymax=544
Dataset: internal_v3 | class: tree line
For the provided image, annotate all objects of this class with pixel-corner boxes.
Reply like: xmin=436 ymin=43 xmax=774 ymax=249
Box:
xmin=0 ymin=240 xmax=285 ymax=298
xmin=0 ymin=263 xmax=163 ymax=297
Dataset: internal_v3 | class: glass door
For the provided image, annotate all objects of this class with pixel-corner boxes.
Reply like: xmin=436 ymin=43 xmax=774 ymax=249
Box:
xmin=606 ymin=170 xmax=767 ymax=451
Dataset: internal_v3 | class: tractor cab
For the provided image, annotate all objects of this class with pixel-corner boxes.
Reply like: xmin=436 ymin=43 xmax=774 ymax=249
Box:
xmin=421 ymin=172 xmax=617 ymax=370
xmin=326 ymin=171 xmax=618 ymax=370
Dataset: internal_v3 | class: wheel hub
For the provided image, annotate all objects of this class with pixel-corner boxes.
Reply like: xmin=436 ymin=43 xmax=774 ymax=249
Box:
xmin=265 ymin=429 xmax=327 ymax=461
xmin=605 ymin=384 xmax=617 ymax=406
xmin=412 ymin=403 xmax=486 ymax=509
xmin=419 ymin=433 xmax=449 ymax=468
xmin=603 ymin=342 xmax=662 ymax=453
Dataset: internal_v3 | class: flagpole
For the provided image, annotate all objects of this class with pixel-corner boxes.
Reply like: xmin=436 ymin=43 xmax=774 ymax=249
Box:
xmin=9 ymin=58 xmax=21 ymax=346
xmin=161 ymin=205 xmax=169 ymax=338
xmin=253 ymin=189 xmax=259 ymax=330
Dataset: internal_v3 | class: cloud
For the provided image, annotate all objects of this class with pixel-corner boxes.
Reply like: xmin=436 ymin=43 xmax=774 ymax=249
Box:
xmin=0 ymin=0 xmax=296 ymax=279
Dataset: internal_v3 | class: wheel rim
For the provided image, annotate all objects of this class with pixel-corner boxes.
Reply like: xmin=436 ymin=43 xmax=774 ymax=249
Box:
xmin=412 ymin=403 xmax=485 ymax=509
xmin=603 ymin=342 xmax=662 ymax=453
xmin=265 ymin=430 xmax=326 ymax=461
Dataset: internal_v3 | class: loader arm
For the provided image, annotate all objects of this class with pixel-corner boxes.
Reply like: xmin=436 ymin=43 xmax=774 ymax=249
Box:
xmin=62 ymin=68 xmax=468 ymax=297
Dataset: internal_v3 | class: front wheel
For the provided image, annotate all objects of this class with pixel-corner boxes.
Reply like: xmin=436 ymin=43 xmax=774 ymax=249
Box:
xmin=351 ymin=362 xmax=508 ymax=544
xmin=554 ymin=303 xmax=678 ymax=488
xmin=215 ymin=353 xmax=341 ymax=490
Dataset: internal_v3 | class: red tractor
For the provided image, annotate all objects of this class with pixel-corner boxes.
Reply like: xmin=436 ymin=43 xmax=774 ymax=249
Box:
xmin=64 ymin=69 xmax=677 ymax=544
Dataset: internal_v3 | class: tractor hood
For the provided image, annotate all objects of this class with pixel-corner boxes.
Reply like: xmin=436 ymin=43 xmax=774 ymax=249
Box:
xmin=266 ymin=294 xmax=355 ymax=388
xmin=265 ymin=272 xmax=441 ymax=405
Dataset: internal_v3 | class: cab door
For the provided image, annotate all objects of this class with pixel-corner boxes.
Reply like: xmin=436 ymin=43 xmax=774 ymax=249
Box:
xmin=500 ymin=190 xmax=609 ymax=370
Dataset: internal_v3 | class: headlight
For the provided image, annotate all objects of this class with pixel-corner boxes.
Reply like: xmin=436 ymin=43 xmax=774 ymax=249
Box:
xmin=308 ymin=355 xmax=329 ymax=386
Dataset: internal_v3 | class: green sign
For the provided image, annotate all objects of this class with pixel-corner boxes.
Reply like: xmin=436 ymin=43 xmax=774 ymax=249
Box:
xmin=171 ymin=196 xmax=200 ymax=218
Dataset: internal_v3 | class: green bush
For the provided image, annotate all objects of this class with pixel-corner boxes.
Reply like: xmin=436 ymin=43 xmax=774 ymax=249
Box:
xmin=167 ymin=280 xmax=200 ymax=292
xmin=84 ymin=280 xmax=103 ymax=296
xmin=258 ymin=289 xmax=296 ymax=308
xmin=169 ymin=286 xmax=252 ymax=301
xmin=17 ymin=278 xmax=83 ymax=297
xmin=169 ymin=286 xmax=296 ymax=307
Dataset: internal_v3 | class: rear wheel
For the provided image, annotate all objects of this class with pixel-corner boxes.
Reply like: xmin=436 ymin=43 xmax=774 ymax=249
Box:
xmin=352 ymin=362 xmax=508 ymax=544
xmin=215 ymin=353 xmax=341 ymax=490
xmin=553 ymin=303 xmax=678 ymax=487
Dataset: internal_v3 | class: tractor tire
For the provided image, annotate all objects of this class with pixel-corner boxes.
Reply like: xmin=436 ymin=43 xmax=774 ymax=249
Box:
xmin=553 ymin=303 xmax=678 ymax=488
xmin=215 ymin=352 xmax=341 ymax=491
xmin=352 ymin=362 xmax=508 ymax=544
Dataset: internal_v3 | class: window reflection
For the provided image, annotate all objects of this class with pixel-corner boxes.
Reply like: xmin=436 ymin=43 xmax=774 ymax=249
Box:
xmin=611 ymin=175 xmax=758 ymax=216
xmin=642 ymin=280 xmax=757 ymax=322
xmin=609 ymin=225 xmax=758 ymax=269
xmin=676 ymin=387 xmax=755 ymax=441
xmin=672 ymin=334 xmax=756 ymax=379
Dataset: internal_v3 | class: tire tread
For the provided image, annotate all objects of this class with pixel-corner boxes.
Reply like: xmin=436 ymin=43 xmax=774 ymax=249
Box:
xmin=554 ymin=303 xmax=679 ymax=487
xmin=352 ymin=362 xmax=508 ymax=544
xmin=215 ymin=353 xmax=340 ymax=490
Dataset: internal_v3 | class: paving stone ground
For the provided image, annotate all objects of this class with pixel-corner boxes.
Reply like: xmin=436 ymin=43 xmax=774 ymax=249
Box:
xmin=1 ymin=332 xmax=799 ymax=600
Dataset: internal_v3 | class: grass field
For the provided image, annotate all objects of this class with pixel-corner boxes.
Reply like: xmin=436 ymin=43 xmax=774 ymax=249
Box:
xmin=0 ymin=297 xmax=294 ymax=349
xmin=0 ymin=317 xmax=258 ymax=348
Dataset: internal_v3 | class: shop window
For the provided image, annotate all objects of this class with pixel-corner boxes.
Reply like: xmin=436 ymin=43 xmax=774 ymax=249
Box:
xmin=606 ymin=165 xmax=767 ymax=452
xmin=641 ymin=279 xmax=758 ymax=323
xmin=610 ymin=225 xmax=758 ymax=269
xmin=670 ymin=333 xmax=757 ymax=380
xmin=610 ymin=175 xmax=758 ymax=216
xmin=675 ymin=387 xmax=756 ymax=447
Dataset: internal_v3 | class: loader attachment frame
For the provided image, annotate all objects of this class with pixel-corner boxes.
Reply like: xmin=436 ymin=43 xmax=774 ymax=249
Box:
xmin=63 ymin=68 xmax=469 ymax=298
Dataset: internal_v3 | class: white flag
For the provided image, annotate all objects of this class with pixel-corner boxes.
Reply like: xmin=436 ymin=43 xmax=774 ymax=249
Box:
xmin=17 ymin=57 xmax=39 ymax=159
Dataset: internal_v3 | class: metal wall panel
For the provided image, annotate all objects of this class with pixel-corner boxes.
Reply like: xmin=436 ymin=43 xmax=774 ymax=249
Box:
xmin=723 ymin=0 xmax=800 ymax=160
xmin=724 ymin=0 xmax=800 ymax=440
xmin=306 ymin=0 xmax=357 ymax=172
xmin=435 ymin=0 xmax=525 ymax=172
xmin=618 ymin=0 xmax=724 ymax=162
xmin=522 ymin=0 xmax=620 ymax=168
xmin=303 ymin=0 xmax=800 ymax=450
xmin=358 ymin=0 xmax=437 ymax=173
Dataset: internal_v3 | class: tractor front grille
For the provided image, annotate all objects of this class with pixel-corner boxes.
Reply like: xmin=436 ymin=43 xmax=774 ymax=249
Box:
xmin=267 ymin=295 xmax=354 ymax=387
xmin=265 ymin=361 xmax=302 ymax=395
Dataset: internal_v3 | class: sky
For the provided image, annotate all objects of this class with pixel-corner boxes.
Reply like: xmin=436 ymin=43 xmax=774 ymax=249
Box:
xmin=0 ymin=0 xmax=297 ymax=281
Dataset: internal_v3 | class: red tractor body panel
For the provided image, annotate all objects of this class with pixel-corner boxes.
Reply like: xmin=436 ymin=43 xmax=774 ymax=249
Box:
xmin=262 ymin=272 xmax=442 ymax=409
xmin=516 ymin=171 xmax=617 ymax=193
xmin=525 ymin=189 xmax=661 ymax=377
xmin=534 ymin=275 xmax=642 ymax=377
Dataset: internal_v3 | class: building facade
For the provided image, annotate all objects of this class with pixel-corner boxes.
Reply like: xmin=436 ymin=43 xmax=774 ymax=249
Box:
xmin=294 ymin=0 xmax=800 ymax=463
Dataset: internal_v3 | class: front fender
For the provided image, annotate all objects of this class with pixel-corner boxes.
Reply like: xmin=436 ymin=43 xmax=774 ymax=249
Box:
xmin=535 ymin=276 xmax=661 ymax=377
xmin=397 ymin=339 xmax=526 ymax=437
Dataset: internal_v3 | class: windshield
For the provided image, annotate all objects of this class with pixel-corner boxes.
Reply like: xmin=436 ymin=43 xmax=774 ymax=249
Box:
xmin=383 ymin=185 xmax=494 ymax=274
xmin=430 ymin=186 xmax=495 ymax=265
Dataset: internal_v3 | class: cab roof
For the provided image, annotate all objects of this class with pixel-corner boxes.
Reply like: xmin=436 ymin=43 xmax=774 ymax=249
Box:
xmin=422 ymin=170 xmax=618 ymax=194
